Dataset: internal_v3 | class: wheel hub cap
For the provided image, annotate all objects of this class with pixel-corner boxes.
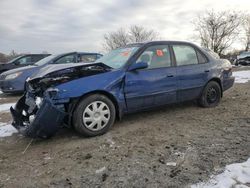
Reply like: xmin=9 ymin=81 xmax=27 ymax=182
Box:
xmin=83 ymin=101 xmax=110 ymax=131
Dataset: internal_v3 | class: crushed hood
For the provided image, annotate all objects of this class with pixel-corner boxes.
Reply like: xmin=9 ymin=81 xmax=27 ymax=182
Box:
xmin=28 ymin=62 xmax=112 ymax=92
xmin=30 ymin=62 xmax=98 ymax=79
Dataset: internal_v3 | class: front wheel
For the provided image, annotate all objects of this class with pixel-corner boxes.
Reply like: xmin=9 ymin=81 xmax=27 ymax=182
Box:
xmin=198 ymin=81 xmax=221 ymax=108
xmin=73 ymin=94 xmax=116 ymax=137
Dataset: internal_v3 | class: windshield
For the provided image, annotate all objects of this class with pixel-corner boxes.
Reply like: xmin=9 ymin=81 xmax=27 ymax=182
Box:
xmin=238 ymin=52 xmax=250 ymax=59
xmin=35 ymin=54 xmax=55 ymax=66
xmin=7 ymin=56 xmax=23 ymax=64
xmin=97 ymin=47 xmax=139 ymax=69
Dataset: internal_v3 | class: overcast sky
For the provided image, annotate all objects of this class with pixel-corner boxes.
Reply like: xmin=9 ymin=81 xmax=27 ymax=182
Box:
xmin=0 ymin=0 xmax=249 ymax=54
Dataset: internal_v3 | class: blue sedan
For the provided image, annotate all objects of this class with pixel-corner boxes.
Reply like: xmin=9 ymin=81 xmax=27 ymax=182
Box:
xmin=11 ymin=41 xmax=234 ymax=138
xmin=0 ymin=52 xmax=102 ymax=93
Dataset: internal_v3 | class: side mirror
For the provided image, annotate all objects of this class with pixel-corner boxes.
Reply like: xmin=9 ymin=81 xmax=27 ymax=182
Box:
xmin=128 ymin=62 xmax=148 ymax=71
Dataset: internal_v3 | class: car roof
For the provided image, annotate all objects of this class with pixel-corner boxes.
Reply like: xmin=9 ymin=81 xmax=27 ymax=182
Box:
xmin=22 ymin=52 xmax=101 ymax=57
xmin=61 ymin=52 xmax=102 ymax=55
xmin=20 ymin=54 xmax=51 ymax=56
xmin=78 ymin=52 xmax=102 ymax=55
xmin=122 ymin=41 xmax=200 ymax=48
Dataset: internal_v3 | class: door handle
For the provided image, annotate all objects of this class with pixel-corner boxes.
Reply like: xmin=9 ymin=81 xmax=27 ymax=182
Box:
xmin=204 ymin=70 xmax=210 ymax=73
xmin=167 ymin=75 xmax=174 ymax=77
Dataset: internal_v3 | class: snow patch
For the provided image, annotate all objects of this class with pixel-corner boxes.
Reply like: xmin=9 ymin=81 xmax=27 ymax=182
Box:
xmin=166 ymin=162 xmax=177 ymax=167
xmin=107 ymin=138 xmax=115 ymax=148
xmin=191 ymin=158 xmax=250 ymax=188
xmin=0 ymin=103 xmax=15 ymax=112
xmin=233 ymin=70 xmax=250 ymax=83
xmin=0 ymin=122 xmax=18 ymax=137
xmin=95 ymin=167 xmax=106 ymax=174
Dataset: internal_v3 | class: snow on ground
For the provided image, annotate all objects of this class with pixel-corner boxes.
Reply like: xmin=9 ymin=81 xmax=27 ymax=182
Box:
xmin=191 ymin=158 xmax=250 ymax=188
xmin=0 ymin=122 xmax=17 ymax=137
xmin=0 ymin=101 xmax=17 ymax=137
xmin=0 ymin=103 xmax=15 ymax=112
xmin=233 ymin=70 xmax=250 ymax=83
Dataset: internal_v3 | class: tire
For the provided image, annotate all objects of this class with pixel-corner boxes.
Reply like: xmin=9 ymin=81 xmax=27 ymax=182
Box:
xmin=73 ymin=94 xmax=116 ymax=137
xmin=198 ymin=81 xmax=221 ymax=108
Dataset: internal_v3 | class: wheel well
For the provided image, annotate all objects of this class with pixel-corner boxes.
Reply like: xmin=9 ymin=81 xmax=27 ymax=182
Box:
xmin=74 ymin=90 xmax=121 ymax=120
xmin=208 ymin=78 xmax=223 ymax=97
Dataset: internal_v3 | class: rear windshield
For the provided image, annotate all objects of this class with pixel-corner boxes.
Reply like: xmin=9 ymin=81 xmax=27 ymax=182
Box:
xmin=203 ymin=48 xmax=220 ymax=59
xmin=238 ymin=52 xmax=250 ymax=59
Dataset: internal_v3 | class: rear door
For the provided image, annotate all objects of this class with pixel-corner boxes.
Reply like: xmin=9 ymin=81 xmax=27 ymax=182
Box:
xmin=172 ymin=44 xmax=209 ymax=102
xmin=124 ymin=44 xmax=177 ymax=111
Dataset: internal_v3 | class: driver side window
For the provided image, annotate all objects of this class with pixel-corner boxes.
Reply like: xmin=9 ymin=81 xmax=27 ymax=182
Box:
xmin=136 ymin=45 xmax=171 ymax=69
xmin=17 ymin=56 xmax=32 ymax=65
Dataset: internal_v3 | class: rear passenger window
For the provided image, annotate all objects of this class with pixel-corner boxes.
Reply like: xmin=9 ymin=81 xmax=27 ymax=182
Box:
xmin=173 ymin=45 xmax=199 ymax=66
xmin=136 ymin=45 xmax=172 ymax=69
xmin=197 ymin=51 xmax=207 ymax=64
xmin=31 ymin=55 xmax=44 ymax=62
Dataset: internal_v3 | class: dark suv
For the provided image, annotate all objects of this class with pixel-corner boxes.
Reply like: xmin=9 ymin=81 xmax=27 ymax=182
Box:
xmin=0 ymin=54 xmax=50 ymax=73
xmin=236 ymin=51 xmax=250 ymax=66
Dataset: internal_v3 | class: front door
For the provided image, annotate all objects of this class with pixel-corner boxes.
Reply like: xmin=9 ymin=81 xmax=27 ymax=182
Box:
xmin=124 ymin=44 xmax=177 ymax=111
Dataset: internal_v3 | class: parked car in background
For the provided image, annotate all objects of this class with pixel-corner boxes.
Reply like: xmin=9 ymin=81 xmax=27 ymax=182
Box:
xmin=235 ymin=51 xmax=250 ymax=66
xmin=0 ymin=52 xmax=102 ymax=93
xmin=10 ymin=41 xmax=235 ymax=139
xmin=0 ymin=54 xmax=50 ymax=74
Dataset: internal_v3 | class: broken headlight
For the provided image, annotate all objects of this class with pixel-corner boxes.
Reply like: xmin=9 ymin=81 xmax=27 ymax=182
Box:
xmin=46 ymin=88 xmax=59 ymax=98
xmin=35 ymin=97 xmax=43 ymax=108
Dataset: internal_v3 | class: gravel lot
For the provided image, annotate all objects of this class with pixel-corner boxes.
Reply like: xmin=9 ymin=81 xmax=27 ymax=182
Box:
xmin=0 ymin=67 xmax=250 ymax=188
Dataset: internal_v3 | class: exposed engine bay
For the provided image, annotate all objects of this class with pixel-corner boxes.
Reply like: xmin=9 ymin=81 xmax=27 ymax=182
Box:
xmin=28 ymin=63 xmax=111 ymax=95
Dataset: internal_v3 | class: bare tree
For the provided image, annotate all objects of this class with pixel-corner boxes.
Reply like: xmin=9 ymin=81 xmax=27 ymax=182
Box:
xmin=9 ymin=50 xmax=19 ymax=59
xmin=129 ymin=25 xmax=158 ymax=43
xmin=193 ymin=10 xmax=242 ymax=56
xmin=0 ymin=53 xmax=8 ymax=63
xmin=103 ymin=28 xmax=129 ymax=51
xmin=242 ymin=15 xmax=250 ymax=51
xmin=103 ymin=25 xmax=158 ymax=51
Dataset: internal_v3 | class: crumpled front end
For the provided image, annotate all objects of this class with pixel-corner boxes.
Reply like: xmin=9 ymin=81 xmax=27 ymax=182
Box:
xmin=10 ymin=62 xmax=114 ymax=138
xmin=10 ymin=90 xmax=66 ymax=138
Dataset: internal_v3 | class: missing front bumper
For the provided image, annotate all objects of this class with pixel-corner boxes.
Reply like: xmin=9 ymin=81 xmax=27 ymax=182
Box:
xmin=11 ymin=96 xmax=66 ymax=138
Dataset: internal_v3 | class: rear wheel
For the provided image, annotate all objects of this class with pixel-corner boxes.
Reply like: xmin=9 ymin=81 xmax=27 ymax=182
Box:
xmin=198 ymin=81 xmax=221 ymax=108
xmin=73 ymin=94 xmax=116 ymax=137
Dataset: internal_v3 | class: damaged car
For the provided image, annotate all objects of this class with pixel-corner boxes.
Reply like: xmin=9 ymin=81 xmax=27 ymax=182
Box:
xmin=10 ymin=41 xmax=235 ymax=138
xmin=235 ymin=51 xmax=250 ymax=66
